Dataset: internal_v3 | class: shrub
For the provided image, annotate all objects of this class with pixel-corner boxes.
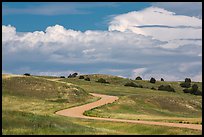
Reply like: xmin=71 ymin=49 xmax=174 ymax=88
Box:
xmin=79 ymin=76 xmax=84 ymax=79
xmin=67 ymin=74 xmax=72 ymax=78
xmin=192 ymin=84 xmax=198 ymax=91
xmin=24 ymin=73 xmax=30 ymax=76
xmin=180 ymin=82 xmax=191 ymax=88
xmin=194 ymin=90 xmax=202 ymax=96
xmin=138 ymin=85 xmax=143 ymax=88
xmin=151 ymin=87 xmax=156 ymax=90
xmin=183 ymin=85 xmax=202 ymax=96
xmin=191 ymin=84 xmax=202 ymax=95
xmin=84 ymin=77 xmax=90 ymax=81
xmin=185 ymin=78 xmax=191 ymax=83
xmin=60 ymin=76 xmax=65 ymax=78
xmin=158 ymin=85 xmax=175 ymax=92
xmin=161 ymin=78 xmax=164 ymax=81
xmin=135 ymin=76 xmax=142 ymax=80
xmin=150 ymin=77 xmax=156 ymax=83
xmin=96 ymin=78 xmax=109 ymax=84
xmin=124 ymin=82 xmax=138 ymax=87
xmin=68 ymin=72 xmax=78 ymax=78
xmin=183 ymin=88 xmax=190 ymax=93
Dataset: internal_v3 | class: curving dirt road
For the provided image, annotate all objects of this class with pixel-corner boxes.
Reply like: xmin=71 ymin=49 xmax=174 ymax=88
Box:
xmin=55 ymin=93 xmax=202 ymax=131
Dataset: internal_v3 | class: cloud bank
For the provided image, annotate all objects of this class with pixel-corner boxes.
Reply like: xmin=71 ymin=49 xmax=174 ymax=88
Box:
xmin=2 ymin=7 xmax=202 ymax=81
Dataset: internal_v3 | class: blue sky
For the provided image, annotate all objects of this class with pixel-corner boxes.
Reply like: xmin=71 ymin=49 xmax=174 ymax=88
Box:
xmin=2 ymin=2 xmax=151 ymax=32
xmin=2 ymin=2 xmax=202 ymax=81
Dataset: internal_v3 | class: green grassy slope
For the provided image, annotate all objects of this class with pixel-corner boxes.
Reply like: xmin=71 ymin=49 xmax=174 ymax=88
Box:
xmin=60 ymin=74 xmax=202 ymax=124
xmin=2 ymin=74 xmax=100 ymax=134
xmin=59 ymin=74 xmax=202 ymax=94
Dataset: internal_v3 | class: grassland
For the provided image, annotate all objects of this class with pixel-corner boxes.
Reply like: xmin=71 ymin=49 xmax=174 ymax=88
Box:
xmin=2 ymin=74 xmax=202 ymax=135
xmin=60 ymin=74 xmax=202 ymax=124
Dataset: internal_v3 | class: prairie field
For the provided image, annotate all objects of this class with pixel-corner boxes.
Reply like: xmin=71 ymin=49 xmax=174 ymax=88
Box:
xmin=2 ymin=74 xmax=202 ymax=135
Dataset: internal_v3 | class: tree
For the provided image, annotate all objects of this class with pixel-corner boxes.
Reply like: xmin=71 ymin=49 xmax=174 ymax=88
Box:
xmin=24 ymin=73 xmax=30 ymax=76
xmin=84 ymin=77 xmax=90 ymax=81
xmin=60 ymin=76 xmax=65 ymax=78
xmin=135 ymin=76 xmax=142 ymax=80
xmin=161 ymin=78 xmax=164 ymax=81
xmin=67 ymin=72 xmax=78 ymax=78
xmin=185 ymin=78 xmax=191 ymax=83
xmin=150 ymin=77 xmax=156 ymax=83
xmin=67 ymin=74 xmax=72 ymax=78
xmin=72 ymin=73 xmax=78 ymax=77
xmin=79 ymin=76 xmax=84 ymax=79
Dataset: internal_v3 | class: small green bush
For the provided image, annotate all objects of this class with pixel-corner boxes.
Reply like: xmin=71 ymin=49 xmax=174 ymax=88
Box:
xmin=138 ymin=85 xmax=143 ymax=88
xmin=151 ymin=87 xmax=156 ymax=90
xmin=79 ymin=76 xmax=84 ymax=79
xmin=183 ymin=88 xmax=190 ymax=93
xmin=180 ymin=82 xmax=191 ymax=88
xmin=124 ymin=82 xmax=138 ymax=87
xmin=96 ymin=78 xmax=109 ymax=84
xmin=183 ymin=85 xmax=202 ymax=96
xmin=158 ymin=85 xmax=175 ymax=92
xmin=84 ymin=77 xmax=90 ymax=81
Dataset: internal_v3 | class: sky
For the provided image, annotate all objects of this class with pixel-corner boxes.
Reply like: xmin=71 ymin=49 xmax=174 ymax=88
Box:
xmin=2 ymin=2 xmax=202 ymax=81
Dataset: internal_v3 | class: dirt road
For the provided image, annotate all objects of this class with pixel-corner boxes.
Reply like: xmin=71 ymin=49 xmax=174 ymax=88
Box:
xmin=55 ymin=93 xmax=202 ymax=131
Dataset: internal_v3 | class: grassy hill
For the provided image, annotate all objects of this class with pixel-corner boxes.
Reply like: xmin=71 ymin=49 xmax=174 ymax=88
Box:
xmin=2 ymin=74 xmax=100 ymax=134
xmin=60 ymin=74 xmax=202 ymax=124
xmin=2 ymin=74 xmax=202 ymax=135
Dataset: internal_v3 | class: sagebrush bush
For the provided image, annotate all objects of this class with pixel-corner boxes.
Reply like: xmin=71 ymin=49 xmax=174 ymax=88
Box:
xmin=79 ymin=76 xmax=84 ymax=79
xmin=183 ymin=84 xmax=202 ymax=96
xmin=180 ymin=82 xmax=191 ymax=88
xmin=96 ymin=78 xmax=109 ymax=84
xmin=84 ymin=77 xmax=90 ymax=81
xmin=124 ymin=82 xmax=138 ymax=87
xmin=158 ymin=85 xmax=175 ymax=92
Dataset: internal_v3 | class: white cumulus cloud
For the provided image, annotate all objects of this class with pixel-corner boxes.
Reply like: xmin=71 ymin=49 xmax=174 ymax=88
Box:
xmin=108 ymin=6 xmax=202 ymax=49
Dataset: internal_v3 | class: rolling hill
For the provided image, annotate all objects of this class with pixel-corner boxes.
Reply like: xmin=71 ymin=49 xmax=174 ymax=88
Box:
xmin=2 ymin=74 xmax=202 ymax=135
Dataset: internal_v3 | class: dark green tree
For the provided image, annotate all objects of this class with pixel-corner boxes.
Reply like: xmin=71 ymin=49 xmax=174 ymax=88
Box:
xmin=135 ymin=76 xmax=142 ymax=80
xmin=150 ymin=77 xmax=156 ymax=83
xmin=84 ymin=77 xmax=90 ymax=81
